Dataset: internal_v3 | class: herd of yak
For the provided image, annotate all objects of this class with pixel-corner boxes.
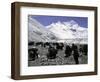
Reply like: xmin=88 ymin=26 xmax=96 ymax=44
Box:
xmin=28 ymin=42 xmax=87 ymax=64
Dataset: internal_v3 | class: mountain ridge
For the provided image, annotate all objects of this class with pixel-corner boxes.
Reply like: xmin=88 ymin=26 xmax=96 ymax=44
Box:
xmin=28 ymin=16 xmax=88 ymax=44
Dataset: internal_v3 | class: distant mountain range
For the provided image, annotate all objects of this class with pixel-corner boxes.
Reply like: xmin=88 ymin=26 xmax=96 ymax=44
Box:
xmin=28 ymin=16 xmax=88 ymax=44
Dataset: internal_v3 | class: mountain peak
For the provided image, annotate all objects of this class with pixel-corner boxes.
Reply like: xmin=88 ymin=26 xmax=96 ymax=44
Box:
xmin=69 ymin=20 xmax=78 ymax=25
xmin=28 ymin=17 xmax=88 ymax=44
xmin=47 ymin=20 xmax=87 ymax=40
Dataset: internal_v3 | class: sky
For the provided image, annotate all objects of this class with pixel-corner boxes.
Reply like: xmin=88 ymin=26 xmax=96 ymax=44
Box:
xmin=30 ymin=15 xmax=88 ymax=28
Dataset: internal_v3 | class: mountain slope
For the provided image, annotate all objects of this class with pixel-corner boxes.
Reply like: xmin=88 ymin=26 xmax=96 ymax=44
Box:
xmin=28 ymin=16 xmax=58 ymax=42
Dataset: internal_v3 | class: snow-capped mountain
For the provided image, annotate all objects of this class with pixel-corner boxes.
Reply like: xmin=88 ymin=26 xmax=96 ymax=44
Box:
xmin=28 ymin=16 xmax=58 ymax=42
xmin=46 ymin=20 xmax=88 ymax=39
xmin=28 ymin=16 xmax=88 ymax=44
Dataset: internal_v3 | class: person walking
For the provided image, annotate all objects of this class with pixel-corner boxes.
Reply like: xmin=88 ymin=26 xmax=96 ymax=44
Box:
xmin=72 ymin=44 xmax=79 ymax=64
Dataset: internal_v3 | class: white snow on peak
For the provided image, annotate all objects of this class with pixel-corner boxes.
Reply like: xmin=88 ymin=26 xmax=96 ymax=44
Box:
xmin=28 ymin=17 xmax=88 ymax=44
xmin=46 ymin=20 xmax=88 ymax=40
